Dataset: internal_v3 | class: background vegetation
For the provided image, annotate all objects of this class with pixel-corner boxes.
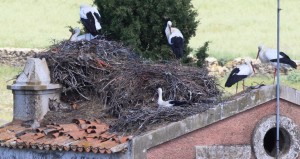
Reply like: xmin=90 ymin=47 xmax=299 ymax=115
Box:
xmin=0 ymin=66 xmax=21 ymax=125
xmin=1 ymin=0 xmax=299 ymax=61
xmin=95 ymin=0 xmax=198 ymax=60
xmin=192 ymin=0 xmax=299 ymax=61
xmin=0 ymin=0 xmax=299 ymax=125
xmin=0 ymin=0 xmax=93 ymax=48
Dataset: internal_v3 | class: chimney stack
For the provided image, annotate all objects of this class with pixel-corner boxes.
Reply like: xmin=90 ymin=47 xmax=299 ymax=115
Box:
xmin=7 ymin=58 xmax=61 ymax=128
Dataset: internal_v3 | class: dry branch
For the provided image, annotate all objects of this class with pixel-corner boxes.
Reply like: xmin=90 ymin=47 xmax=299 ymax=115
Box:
xmin=35 ymin=38 xmax=221 ymax=133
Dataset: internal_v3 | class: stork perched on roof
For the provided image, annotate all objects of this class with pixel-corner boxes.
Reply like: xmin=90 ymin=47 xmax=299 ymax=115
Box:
xmin=80 ymin=4 xmax=102 ymax=37
xmin=225 ymin=59 xmax=255 ymax=93
xmin=257 ymin=45 xmax=297 ymax=83
xmin=157 ymin=88 xmax=188 ymax=107
xmin=164 ymin=20 xmax=184 ymax=59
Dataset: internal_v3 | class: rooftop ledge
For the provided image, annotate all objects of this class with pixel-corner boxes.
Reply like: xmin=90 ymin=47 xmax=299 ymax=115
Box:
xmin=7 ymin=83 xmax=61 ymax=91
xmin=130 ymin=84 xmax=300 ymax=159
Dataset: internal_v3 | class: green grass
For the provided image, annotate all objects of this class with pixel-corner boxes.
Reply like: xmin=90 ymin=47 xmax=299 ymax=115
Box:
xmin=0 ymin=0 xmax=93 ymax=48
xmin=190 ymin=0 xmax=300 ymax=60
xmin=1 ymin=0 xmax=299 ymax=61
xmin=0 ymin=65 xmax=22 ymax=125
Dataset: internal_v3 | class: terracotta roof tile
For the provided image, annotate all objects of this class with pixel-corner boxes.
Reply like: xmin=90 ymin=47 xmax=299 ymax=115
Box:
xmin=68 ymin=130 xmax=87 ymax=140
xmin=59 ymin=123 xmax=80 ymax=132
xmin=0 ymin=119 xmax=130 ymax=154
xmin=79 ymin=123 xmax=91 ymax=129
xmin=0 ymin=131 xmax=16 ymax=141
xmin=99 ymin=132 xmax=116 ymax=140
xmin=17 ymin=133 xmax=36 ymax=143
xmin=51 ymin=132 xmax=60 ymax=138
xmin=116 ymin=136 xmax=130 ymax=144
xmin=72 ymin=119 xmax=86 ymax=125
xmin=42 ymin=128 xmax=59 ymax=135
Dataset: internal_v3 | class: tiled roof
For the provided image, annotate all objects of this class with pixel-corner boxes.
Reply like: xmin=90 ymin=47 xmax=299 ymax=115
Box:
xmin=0 ymin=119 xmax=131 ymax=154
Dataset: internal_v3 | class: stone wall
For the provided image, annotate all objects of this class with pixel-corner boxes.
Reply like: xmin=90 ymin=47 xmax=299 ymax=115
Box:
xmin=196 ymin=145 xmax=251 ymax=159
xmin=0 ymin=48 xmax=43 ymax=67
xmin=205 ymin=57 xmax=300 ymax=77
xmin=1 ymin=48 xmax=299 ymax=76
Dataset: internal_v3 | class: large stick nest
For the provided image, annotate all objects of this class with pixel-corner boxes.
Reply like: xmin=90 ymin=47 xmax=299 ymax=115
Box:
xmin=35 ymin=38 xmax=221 ymax=134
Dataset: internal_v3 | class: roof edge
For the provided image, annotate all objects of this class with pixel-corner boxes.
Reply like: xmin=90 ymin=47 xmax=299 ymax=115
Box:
xmin=280 ymin=85 xmax=300 ymax=105
xmin=131 ymin=85 xmax=300 ymax=159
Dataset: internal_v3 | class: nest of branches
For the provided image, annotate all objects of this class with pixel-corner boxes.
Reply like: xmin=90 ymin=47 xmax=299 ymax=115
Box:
xmin=110 ymin=103 xmax=214 ymax=134
xmin=35 ymin=38 xmax=221 ymax=133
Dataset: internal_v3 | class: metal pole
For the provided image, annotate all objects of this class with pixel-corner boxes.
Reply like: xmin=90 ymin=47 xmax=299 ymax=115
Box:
xmin=276 ymin=0 xmax=281 ymax=158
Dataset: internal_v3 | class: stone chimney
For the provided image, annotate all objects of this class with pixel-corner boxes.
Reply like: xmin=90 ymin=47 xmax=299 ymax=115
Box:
xmin=7 ymin=58 xmax=61 ymax=128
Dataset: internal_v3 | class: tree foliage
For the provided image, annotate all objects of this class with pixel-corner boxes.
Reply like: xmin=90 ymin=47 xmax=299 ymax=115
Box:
xmin=195 ymin=41 xmax=210 ymax=67
xmin=94 ymin=0 xmax=198 ymax=60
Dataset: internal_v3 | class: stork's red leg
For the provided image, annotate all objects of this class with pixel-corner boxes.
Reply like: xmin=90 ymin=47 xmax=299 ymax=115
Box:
xmin=273 ymin=69 xmax=276 ymax=84
xmin=236 ymin=82 xmax=238 ymax=94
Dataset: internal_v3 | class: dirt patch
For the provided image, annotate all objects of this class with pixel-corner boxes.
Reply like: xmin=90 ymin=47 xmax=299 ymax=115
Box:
xmin=0 ymin=48 xmax=42 ymax=67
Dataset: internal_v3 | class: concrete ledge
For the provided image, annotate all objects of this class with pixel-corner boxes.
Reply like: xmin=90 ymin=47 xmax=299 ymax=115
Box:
xmin=131 ymin=85 xmax=279 ymax=159
xmin=195 ymin=145 xmax=251 ymax=159
xmin=280 ymin=85 xmax=300 ymax=105
xmin=8 ymin=84 xmax=61 ymax=91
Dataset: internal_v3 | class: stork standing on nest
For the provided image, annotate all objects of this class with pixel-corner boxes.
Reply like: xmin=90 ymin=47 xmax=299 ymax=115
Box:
xmin=157 ymin=88 xmax=187 ymax=107
xmin=164 ymin=20 xmax=184 ymax=59
xmin=225 ymin=59 xmax=255 ymax=93
xmin=257 ymin=45 xmax=297 ymax=84
xmin=80 ymin=4 xmax=102 ymax=37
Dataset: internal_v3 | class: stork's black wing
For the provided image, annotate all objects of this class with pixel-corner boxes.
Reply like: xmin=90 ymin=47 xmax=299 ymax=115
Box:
xmin=269 ymin=52 xmax=297 ymax=69
xmin=169 ymin=100 xmax=188 ymax=106
xmin=170 ymin=36 xmax=184 ymax=59
xmin=81 ymin=12 xmax=98 ymax=36
xmin=225 ymin=68 xmax=247 ymax=87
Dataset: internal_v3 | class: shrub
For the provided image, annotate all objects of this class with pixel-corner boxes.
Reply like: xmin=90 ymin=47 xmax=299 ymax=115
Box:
xmin=94 ymin=0 xmax=198 ymax=60
xmin=195 ymin=41 xmax=210 ymax=67
xmin=287 ymin=70 xmax=300 ymax=83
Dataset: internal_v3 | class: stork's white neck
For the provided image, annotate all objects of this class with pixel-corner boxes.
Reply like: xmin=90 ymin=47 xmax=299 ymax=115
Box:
xmin=258 ymin=46 xmax=269 ymax=63
xmin=70 ymin=29 xmax=80 ymax=41
xmin=165 ymin=27 xmax=171 ymax=39
xmin=158 ymin=88 xmax=163 ymax=103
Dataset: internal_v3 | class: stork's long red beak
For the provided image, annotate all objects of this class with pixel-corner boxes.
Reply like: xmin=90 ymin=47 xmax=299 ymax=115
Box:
xmin=256 ymin=49 xmax=260 ymax=59
xmin=251 ymin=62 xmax=255 ymax=74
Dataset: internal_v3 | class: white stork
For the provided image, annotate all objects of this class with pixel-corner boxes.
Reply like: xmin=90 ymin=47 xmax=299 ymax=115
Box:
xmin=157 ymin=88 xmax=187 ymax=107
xmin=164 ymin=20 xmax=184 ymax=59
xmin=225 ymin=59 xmax=255 ymax=93
xmin=80 ymin=4 xmax=102 ymax=37
xmin=257 ymin=45 xmax=297 ymax=83
xmin=70 ymin=27 xmax=97 ymax=41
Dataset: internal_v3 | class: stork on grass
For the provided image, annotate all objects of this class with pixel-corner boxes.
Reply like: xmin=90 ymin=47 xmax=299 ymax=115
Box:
xmin=257 ymin=45 xmax=297 ymax=84
xmin=69 ymin=27 xmax=97 ymax=41
xmin=164 ymin=20 xmax=184 ymax=59
xmin=80 ymin=4 xmax=101 ymax=36
xmin=225 ymin=59 xmax=255 ymax=94
xmin=157 ymin=88 xmax=188 ymax=107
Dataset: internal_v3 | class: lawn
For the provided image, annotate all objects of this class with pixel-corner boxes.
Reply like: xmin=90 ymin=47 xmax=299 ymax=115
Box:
xmin=191 ymin=0 xmax=300 ymax=61
xmin=2 ymin=0 xmax=299 ymax=60
xmin=0 ymin=65 xmax=22 ymax=125
xmin=0 ymin=0 xmax=93 ymax=48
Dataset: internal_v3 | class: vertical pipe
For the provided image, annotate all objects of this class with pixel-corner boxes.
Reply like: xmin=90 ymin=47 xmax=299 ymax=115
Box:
xmin=276 ymin=0 xmax=281 ymax=158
